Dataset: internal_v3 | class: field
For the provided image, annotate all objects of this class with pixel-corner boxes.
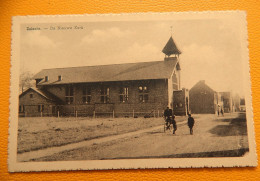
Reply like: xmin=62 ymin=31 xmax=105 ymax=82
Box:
xmin=17 ymin=116 xmax=167 ymax=153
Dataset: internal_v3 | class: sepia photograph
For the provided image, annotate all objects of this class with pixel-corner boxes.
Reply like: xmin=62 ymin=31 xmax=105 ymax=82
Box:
xmin=8 ymin=11 xmax=257 ymax=172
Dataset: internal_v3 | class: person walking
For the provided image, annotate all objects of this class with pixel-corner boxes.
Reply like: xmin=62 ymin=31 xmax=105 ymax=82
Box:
xmin=172 ymin=115 xmax=177 ymax=134
xmin=187 ymin=114 xmax=195 ymax=135
xmin=221 ymin=108 xmax=224 ymax=116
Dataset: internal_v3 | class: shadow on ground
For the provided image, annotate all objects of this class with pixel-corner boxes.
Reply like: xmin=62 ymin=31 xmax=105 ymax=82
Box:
xmin=209 ymin=113 xmax=248 ymax=136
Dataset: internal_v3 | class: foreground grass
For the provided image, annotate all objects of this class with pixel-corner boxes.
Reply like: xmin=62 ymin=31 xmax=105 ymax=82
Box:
xmin=17 ymin=116 xmax=169 ymax=153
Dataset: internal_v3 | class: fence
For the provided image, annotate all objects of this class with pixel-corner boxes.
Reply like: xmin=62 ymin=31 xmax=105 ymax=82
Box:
xmin=19 ymin=112 xmax=54 ymax=117
xmin=19 ymin=109 xmax=164 ymax=118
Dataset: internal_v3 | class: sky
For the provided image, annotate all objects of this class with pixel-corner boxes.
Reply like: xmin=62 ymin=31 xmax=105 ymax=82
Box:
xmin=20 ymin=17 xmax=246 ymax=96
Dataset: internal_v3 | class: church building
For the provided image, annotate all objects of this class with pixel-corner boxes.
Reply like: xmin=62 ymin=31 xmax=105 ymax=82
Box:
xmin=19 ymin=36 xmax=184 ymax=117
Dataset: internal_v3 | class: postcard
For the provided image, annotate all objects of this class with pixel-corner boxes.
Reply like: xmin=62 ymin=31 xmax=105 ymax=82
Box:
xmin=8 ymin=11 xmax=257 ymax=172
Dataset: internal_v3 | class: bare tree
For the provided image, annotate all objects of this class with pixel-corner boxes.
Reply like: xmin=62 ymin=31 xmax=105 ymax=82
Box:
xmin=19 ymin=71 xmax=34 ymax=93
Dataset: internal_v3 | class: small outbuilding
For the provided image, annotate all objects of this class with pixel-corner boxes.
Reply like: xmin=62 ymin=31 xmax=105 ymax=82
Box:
xmin=19 ymin=87 xmax=62 ymax=117
xmin=189 ymin=80 xmax=217 ymax=114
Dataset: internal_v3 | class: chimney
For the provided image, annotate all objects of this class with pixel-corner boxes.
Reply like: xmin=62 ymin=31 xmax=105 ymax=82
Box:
xmin=45 ymin=76 xmax=48 ymax=82
xmin=35 ymin=79 xmax=42 ymax=86
xmin=58 ymin=75 xmax=62 ymax=81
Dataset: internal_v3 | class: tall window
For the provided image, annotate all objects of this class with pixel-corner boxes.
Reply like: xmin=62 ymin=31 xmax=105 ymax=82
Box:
xmin=82 ymin=87 xmax=91 ymax=104
xmin=119 ymin=87 xmax=129 ymax=103
xmin=38 ymin=105 xmax=44 ymax=112
xmin=100 ymin=87 xmax=110 ymax=103
xmin=65 ymin=86 xmax=74 ymax=104
xmin=138 ymin=86 xmax=148 ymax=103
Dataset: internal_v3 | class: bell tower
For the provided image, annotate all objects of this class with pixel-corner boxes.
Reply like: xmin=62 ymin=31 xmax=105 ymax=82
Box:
xmin=162 ymin=36 xmax=181 ymax=60
xmin=162 ymin=26 xmax=181 ymax=61
xmin=162 ymin=29 xmax=182 ymax=88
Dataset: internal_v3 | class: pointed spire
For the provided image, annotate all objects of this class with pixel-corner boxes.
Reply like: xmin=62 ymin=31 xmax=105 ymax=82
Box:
xmin=162 ymin=36 xmax=181 ymax=57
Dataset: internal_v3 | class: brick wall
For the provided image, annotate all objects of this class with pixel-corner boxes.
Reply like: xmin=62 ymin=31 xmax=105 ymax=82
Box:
xmin=38 ymin=79 xmax=169 ymax=117
xmin=19 ymin=89 xmax=54 ymax=116
xmin=189 ymin=84 xmax=216 ymax=114
xmin=173 ymin=88 xmax=189 ymax=115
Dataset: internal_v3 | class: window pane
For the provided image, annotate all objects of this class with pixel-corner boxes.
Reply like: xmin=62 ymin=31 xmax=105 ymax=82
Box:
xmin=70 ymin=87 xmax=74 ymax=96
xmin=87 ymin=96 xmax=91 ymax=103
xmin=119 ymin=87 xmax=124 ymax=94
xmin=104 ymin=96 xmax=107 ymax=103
xmin=125 ymin=95 xmax=128 ymax=101
xmin=120 ymin=95 xmax=123 ymax=102
xmin=144 ymin=94 xmax=148 ymax=102
xmin=87 ymin=88 xmax=91 ymax=95
xmin=82 ymin=96 xmax=86 ymax=103
xmin=66 ymin=87 xmax=69 ymax=96
xmin=83 ymin=88 xmax=86 ymax=95
xmin=106 ymin=88 xmax=109 ymax=96
xmin=66 ymin=97 xmax=70 ymax=104
xmin=139 ymin=95 xmax=143 ymax=102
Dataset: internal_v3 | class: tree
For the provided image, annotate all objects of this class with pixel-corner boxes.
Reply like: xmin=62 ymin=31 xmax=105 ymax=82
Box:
xmin=19 ymin=71 xmax=34 ymax=93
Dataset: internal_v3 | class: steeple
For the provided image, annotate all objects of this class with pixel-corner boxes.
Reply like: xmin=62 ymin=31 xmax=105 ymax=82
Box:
xmin=162 ymin=36 xmax=181 ymax=58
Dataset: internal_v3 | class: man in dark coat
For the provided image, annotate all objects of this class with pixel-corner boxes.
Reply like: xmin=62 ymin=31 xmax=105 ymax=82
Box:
xmin=172 ymin=115 xmax=177 ymax=134
xmin=187 ymin=114 xmax=195 ymax=135
xmin=164 ymin=107 xmax=172 ymax=118
xmin=164 ymin=107 xmax=172 ymax=130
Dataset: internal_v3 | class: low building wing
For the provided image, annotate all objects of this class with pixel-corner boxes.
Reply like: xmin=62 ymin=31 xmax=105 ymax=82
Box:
xmin=19 ymin=87 xmax=63 ymax=104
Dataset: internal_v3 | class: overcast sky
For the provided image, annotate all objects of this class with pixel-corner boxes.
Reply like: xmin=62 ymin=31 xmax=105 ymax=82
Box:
xmin=20 ymin=18 xmax=246 ymax=96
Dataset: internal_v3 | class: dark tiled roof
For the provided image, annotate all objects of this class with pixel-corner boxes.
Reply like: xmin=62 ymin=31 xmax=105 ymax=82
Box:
xmin=162 ymin=36 xmax=181 ymax=56
xmin=19 ymin=87 xmax=63 ymax=103
xmin=190 ymin=80 xmax=215 ymax=93
xmin=34 ymin=59 xmax=178 ymax=85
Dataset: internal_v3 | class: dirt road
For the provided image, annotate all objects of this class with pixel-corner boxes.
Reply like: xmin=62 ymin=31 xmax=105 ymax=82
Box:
xmin=34 ymin=112 xmax=249 ymax=161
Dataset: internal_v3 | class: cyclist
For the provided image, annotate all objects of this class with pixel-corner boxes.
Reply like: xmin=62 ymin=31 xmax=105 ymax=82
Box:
xmin=164 ymin=107 xmax=173 ymax=130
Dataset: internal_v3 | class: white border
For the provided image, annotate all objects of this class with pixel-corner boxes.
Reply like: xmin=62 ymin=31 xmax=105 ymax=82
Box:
xmin=8 ymin=11 xmax=257 ymax=172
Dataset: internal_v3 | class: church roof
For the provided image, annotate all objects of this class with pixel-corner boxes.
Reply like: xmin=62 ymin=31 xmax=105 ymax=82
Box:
xmin=162 ymin=36 xmax=181 ymax=56
xmin=34 ymin=59 xmax=178 ymax=85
